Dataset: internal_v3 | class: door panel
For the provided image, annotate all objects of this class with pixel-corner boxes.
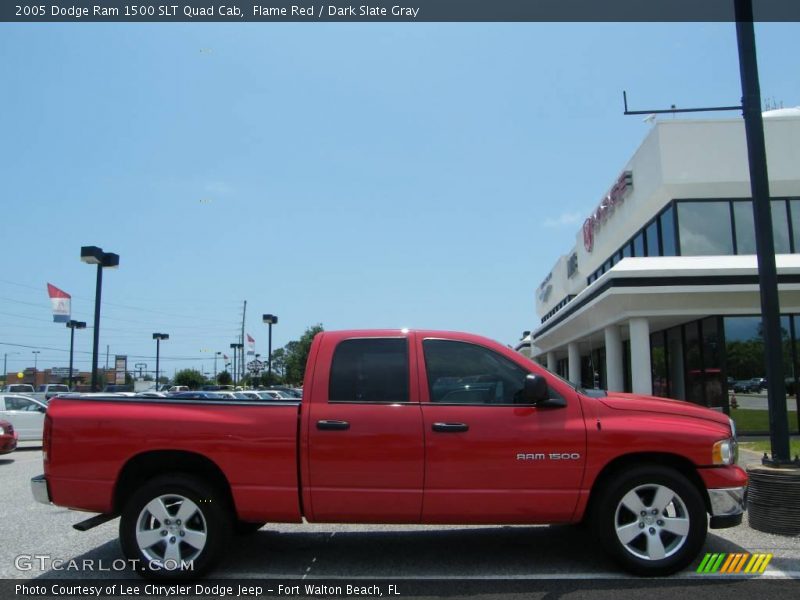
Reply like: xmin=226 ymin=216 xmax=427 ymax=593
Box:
xmin=305 ymin=333 xmax=425 ymax=523
xmin=418 ymin=338 xmax=587 ymax=524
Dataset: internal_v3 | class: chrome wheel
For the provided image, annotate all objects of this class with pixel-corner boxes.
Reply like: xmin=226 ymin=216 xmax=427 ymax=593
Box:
xmin=614 ymin=483 xmax=691 ymax=561
xmin=135 ymin=493 xmax=207 ymax=567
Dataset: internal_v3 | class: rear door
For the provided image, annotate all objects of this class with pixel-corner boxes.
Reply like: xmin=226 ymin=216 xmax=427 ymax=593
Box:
xmin=304 ymin=332 xmax=425 ymax=523
xmin=419 ymin=338 xmax=587 ymax=523
xmin=0 ymin=395 xmax=45 ymax=441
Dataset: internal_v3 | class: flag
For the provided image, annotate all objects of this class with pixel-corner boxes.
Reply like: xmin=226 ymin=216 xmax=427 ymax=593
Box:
xmin=47 ymin=283 xmax=71 ymax=323
xmin=247 ymin=333 xmax=255 ymax=355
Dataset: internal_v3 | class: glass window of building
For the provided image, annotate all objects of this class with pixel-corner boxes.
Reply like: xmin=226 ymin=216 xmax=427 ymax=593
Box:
xmin=622 ymin=242 xmax=632 ymax=258
xmin=659 ymin=205 xmax=677 ymax=256
xmin=791 ymin=199 xmax=800 ymax=253
xmin=633 ymin=232 xmax=645 ymax=257
xmin=650 ymin=332 xmax=668 ymax=398
xmin=684 ymin=321 xmax=703 ymax=405
xmin=771 ymin=199 xmax=791 ymax=254
xmin=701 ymin=317 xmax=724 ymax=410
xmin=645 ymin=220 xmax=660 ymax=257
xmin=733 ymin=201 xmax=757 ymax=254
xmin=677 ymin=201 xmax=734 ymax=256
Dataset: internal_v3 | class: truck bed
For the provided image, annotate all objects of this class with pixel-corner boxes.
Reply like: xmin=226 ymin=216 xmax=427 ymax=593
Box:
xmin=45 ymin=396 xmax=303 ymax=523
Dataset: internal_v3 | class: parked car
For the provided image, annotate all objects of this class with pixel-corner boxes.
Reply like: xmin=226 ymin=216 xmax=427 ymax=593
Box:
xmin=0 ymin=419 xmax=17 ymax=455
xmin=36 ymin=384 xmax=71 ymax=400
xmin=748 ymin=377 xmax=766 ymax=391
xmin=2 ymin=384 xmax=35 ymax=394
xmin=731 ymin=380 xmax=758 ymax=394
xmin=0 ymin=394 xmax=47 ymax=441
xmin=33 ymin=329 xmax=745 ymax=579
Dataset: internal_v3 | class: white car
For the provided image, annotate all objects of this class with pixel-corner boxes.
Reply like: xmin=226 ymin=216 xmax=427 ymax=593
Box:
xmin=0 ymin=394 xmax=47 ymax=441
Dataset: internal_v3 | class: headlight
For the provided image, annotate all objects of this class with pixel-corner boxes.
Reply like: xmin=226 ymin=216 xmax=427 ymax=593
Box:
xmin=0 ymin=426 xmax=5 ymax=435
xmin=713 ymin=438 xmax=737 ymax=465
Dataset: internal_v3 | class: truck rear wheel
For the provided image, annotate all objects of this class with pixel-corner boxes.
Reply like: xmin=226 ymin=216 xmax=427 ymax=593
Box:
xmin=119 ymin=474 xmax=232 ymax=579
xmin=592 ymin=465 xmax=707 ymax=576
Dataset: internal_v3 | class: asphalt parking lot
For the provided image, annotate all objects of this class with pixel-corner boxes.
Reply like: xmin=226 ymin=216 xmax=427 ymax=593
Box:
xmin=1 ymin=445 xmax=798 ymax=599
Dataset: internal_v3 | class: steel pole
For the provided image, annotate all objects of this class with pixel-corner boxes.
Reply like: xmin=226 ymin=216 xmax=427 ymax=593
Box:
xmin=69 ymin=326 xmax=75 ymax=389
xmin=90 ymin=264 xmax=103 ymax=392
xmin=155 ymin=338 xmax=160 ymax=390
xmin=268 ymin=323 xmax=273 ymax=379
xmin=735 ymin=0 xmax=790 ymax=462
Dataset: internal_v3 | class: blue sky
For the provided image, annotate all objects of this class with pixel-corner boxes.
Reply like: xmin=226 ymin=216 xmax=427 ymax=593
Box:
xmin=1 ymin=22 xmax=798 ymax=378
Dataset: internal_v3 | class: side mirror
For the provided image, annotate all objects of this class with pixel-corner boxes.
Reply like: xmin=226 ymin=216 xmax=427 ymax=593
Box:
xmin=523 ymin=374 xmax=549 ymax=404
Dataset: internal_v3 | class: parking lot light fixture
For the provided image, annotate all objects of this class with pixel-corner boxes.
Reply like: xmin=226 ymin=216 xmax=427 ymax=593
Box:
xmin=32 ymin=350 xmax=41 ymax=386
xmin=81 ymin=246 xmax=119 ymax=392
xmin=153 ymin=334 xmax=169 ymax=390
xmin=262 ymin=314 xmax=278 ymax=380
xmin=66 ymin=320 xmax=86 ymax=389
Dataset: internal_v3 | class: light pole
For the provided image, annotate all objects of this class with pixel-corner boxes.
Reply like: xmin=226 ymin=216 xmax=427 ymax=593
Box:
xmin=32 ymin=350 xmax=40 ymax=386
xmin=214 ymin=351 xmax=221 ymax=382
xmin=3 ymin=352 xmax=19 ymax=387
xmin=66 ymin=320 xmax=86 ymax=389
xmin=262 ymin=314 xmax=278 ymax=380
xmin=81 ymin=246 xmax=119 ymax=392
xmin=153 ymin=334 xmax=169 ymax=390
xmin=230 ymin=343 xmax=238 ymax=387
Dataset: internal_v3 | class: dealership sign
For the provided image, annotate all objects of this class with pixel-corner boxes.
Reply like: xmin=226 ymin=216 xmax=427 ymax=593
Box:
xmin=583 ymin=171 xmax=633 ymax=252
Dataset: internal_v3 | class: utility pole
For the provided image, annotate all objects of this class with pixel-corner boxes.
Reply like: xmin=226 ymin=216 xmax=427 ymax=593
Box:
xmin=735 ymin=0 xmax=790 ymax=463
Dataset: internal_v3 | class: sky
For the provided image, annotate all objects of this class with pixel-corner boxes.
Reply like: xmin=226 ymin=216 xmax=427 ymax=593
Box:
xmin=1 ymin=20 xmax=799 ymax=379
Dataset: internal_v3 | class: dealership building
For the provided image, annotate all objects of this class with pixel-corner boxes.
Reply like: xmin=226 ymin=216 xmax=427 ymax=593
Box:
xmin=529 ymin=108 xmax=800 ymax=433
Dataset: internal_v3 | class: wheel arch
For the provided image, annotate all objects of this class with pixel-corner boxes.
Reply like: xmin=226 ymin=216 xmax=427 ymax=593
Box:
xmin=584 ymin=452 xmax=710 ymax=520
xmin=113 ymin=450 xmax=237 ymax=517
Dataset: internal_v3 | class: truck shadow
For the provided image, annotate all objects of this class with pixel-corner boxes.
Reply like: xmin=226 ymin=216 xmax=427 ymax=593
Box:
xmin=30 ymin=524 xmax=784 ymax=585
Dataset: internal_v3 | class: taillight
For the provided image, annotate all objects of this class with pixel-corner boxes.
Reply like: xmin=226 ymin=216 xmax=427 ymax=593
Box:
xmin=43 ymin=414 xmax=52 ymax=465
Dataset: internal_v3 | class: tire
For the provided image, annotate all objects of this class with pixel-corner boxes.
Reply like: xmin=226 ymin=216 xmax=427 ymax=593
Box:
xmin=119 ymin=473 xmax=232 ymax=579
xmin=591 ymin=465 xmax=707 ymax=576
xmin=234 ymin=521 xmax=266 ymax=535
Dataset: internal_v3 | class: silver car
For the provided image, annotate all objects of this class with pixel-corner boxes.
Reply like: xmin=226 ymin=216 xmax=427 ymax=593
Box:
xmin=0 ymin=394 xmax=47 ymax=441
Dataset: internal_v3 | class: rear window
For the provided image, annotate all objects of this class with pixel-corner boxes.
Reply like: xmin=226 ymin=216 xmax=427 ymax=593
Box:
xmin=329 ymin=338 xmax=409 ymax=403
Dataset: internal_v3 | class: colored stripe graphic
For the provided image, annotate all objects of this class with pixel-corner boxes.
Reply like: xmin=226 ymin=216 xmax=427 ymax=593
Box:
xmin=698 ymin=553 xmax=772 ymax=575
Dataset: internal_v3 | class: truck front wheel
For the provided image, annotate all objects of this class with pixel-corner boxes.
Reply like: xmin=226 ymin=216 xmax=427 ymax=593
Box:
xmin=592 ymin=465 xmax=707 ymax=576
xmin=119 ymin=474 xmax=232 ymax=579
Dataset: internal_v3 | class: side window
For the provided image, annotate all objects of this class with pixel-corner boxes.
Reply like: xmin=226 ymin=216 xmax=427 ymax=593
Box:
xmin=329 ymin=338 xmax=409 ymax=403
xmin=7 ymin=396 xmax=36 ymax=411
xmin=423 ymin=339 xmax=529 ymax=405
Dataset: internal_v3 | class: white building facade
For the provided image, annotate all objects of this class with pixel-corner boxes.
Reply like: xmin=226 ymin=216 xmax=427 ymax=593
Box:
xmin=531 ymin=110 xmax=800 ymax=434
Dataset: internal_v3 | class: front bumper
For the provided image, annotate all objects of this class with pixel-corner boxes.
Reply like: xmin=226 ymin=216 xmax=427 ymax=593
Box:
xmin=708 ymin=486 xmax=746 ymax=529
xmin=31 ymin=474 xmax=51 ymax=505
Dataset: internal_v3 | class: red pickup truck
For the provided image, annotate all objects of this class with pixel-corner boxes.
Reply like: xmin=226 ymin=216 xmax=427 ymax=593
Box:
xmin=31 ymin=329 xmax=746 ymax=579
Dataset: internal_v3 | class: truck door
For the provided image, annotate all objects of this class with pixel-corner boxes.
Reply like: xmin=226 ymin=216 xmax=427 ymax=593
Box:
xmin=305 ymin=333 xmax=425 ymax=523
xmin=419 ymin=338 xmax=586 ymax=523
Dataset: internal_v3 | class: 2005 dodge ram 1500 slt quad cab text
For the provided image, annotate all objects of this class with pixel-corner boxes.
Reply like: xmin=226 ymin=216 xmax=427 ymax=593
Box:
xmin=31 ymin=330 xmax=746 ymax=579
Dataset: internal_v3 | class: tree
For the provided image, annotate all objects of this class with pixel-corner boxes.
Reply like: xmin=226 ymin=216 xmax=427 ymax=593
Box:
xmin=173 ymin=369 xmax=206 ymax=390
xmin=217 ymin=370 xmax=232 ymax=386
xmin=283 ymin=324 xmax=324 ymax=385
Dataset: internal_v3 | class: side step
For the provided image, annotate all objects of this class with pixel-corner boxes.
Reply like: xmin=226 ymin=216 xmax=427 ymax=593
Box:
xmin=72 ymin=513 xmax=117 ymax=532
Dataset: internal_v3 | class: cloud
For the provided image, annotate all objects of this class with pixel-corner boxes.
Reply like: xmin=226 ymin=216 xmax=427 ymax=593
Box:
xmin=543 ymin=211 xmax=583 ymax=228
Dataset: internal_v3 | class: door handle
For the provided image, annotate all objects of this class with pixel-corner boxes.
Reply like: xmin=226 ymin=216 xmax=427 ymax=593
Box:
xmin=316 ymin=420 xmax=350 ymax=431
xmin=432 ymin=422 xmax=469 ymax=433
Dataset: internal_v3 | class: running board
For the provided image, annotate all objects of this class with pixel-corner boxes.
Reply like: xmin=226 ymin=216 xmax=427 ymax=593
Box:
xmin=72 ymin=513 xmax=117 ymax=531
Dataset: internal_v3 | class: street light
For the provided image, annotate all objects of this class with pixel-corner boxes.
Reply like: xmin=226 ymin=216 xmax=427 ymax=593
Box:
xmin=81 ymin=246 xmax=119 ymax=392
xmin=230 ymin=343 xmax=239 ymax=387
xmin=66 ymin=320 xmax=86 ymax=389
xmin=153 ymin=333 xmax=169 ymax=390
xmin=32 ymin=350 xmax=40 ymax=386
xmin=262 ymin=314 xmax=278 ymax=380
xmin=3 ymin=352 xmax=19 ymax=387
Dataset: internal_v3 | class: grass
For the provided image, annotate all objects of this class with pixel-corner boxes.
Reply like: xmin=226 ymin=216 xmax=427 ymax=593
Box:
xmin=740 ymin=439 xmax=800 ymax=458
xmin=730 ymin=408 xmax=771 ymax=432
